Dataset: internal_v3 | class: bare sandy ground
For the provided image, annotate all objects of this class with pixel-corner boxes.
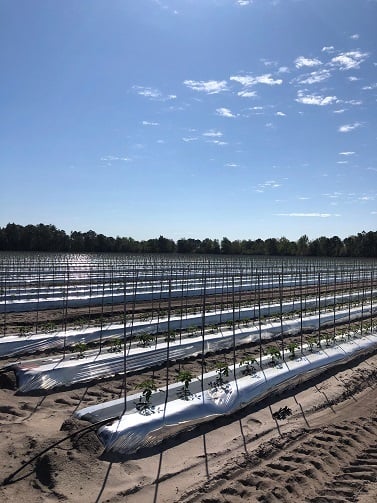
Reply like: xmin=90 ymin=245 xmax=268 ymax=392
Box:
xmin=1 ymin=351 xmax=377 ymax=503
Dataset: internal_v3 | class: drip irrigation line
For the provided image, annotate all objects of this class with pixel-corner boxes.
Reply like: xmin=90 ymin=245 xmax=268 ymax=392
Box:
xmin=2 ymin=414 xmax=120 ymax=486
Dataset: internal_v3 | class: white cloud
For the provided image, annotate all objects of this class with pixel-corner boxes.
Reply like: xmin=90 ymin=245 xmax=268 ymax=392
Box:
xmin=236 ymin=0 xmax=252 ymax=5
xmin=183 ymin=79 xmax=228 ymax=94
xmin=216 ymin=107 xmax=236 ymax=118
xmin=237 ymin=90 xmax=257 ymax=98
xmin=276 ymin=213 xmax=340 ymax=217
xmin=359 ymin=196 xmax=374 ymax=201
xmin=255 ymin=180 xmax=281 ymax=192
xmin=142 ymin=120 xmax=159 ymax=126
xmin=203 ymin=130 xmax=223 ymax=137
xmin=348 ymin=76 xmax=359 ymax=81
xmin=182 ymin=137 xmax=198 ymax=142
xmin=344 ymin=99 xmax=362 ymax=105
xmin=294 ymin=56 xmax=322 ymax=68
xmin=101 ymin=155 xmax=131 ymax=162
xmin=297 ymin=69 xmax=331 ymax=85
xmin=339 ymin=151 xmax=355 ymax=156
xmin=296 ymin=90 xmax=337 ymax=106
xmin=350 ymin=33 xmax=359 ymax=40
xmin=338 ymin=122 xmax=362 ymax=133
xmin=330 ymin=51 xmax=368 ymax=70
xmin=276 ymin=111 xmax=286 ymax=116
xmin=133 ymin=86 xmax=161 ymax=99
xmin=337 ymin=161 xmax=348 ymax=164
xmin=207 ymin=139 xmax=228 ymax=145
xmin=225 ymin=162 xmax=239 ymax=167
xmin=230 ymin=73 xmax=283 ymax=86
xmin=333 ymin=109 xmax=345 ymax=114
xmin=132 ymin=85 xmax=176 ymax=101
xmin=278 ymin=66 xmax=290 ymax=73
xmin=362 ymin=83 xmax=377 ymax=90
xmin=321 ymin=46 xmax=335 ymax=53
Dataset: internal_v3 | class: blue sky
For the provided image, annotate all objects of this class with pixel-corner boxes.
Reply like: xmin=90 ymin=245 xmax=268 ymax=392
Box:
xmin=1 ymin=0 xmax=376 ymax=242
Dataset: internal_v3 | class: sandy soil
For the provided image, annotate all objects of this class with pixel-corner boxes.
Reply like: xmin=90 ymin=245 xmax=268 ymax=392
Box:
xmin=1 ymin=351 xmax=377 ymax=503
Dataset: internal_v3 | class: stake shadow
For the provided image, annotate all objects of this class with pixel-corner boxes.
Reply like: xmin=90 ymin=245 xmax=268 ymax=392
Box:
xmin=293 ymin=395 xmax=310 ymax=427
xmin=94 ymin=461 xmax=113 ymax=503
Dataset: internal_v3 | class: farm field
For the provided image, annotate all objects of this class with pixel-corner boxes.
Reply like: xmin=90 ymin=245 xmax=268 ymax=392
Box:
xmin=1 ymin=252 xmax=377 ymax=502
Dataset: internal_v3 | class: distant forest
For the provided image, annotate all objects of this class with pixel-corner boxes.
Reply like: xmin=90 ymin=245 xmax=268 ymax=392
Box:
xmin=0 ymin=223 xmax=376 ymax=257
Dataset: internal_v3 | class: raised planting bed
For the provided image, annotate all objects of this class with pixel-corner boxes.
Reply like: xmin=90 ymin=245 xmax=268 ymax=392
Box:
xmin=74 ymin=330 xmax=377 ymax=457
xmin=11 ymin=304 xmax=376 ymax=393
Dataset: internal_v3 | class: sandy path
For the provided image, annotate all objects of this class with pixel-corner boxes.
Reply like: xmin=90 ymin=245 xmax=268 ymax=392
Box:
xmin=1 ymin=352 xmax=377 ymax=502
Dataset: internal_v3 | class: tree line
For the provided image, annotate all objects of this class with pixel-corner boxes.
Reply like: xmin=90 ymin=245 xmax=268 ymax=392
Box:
xmin=0 ymin=223 xmax=376 ymax=257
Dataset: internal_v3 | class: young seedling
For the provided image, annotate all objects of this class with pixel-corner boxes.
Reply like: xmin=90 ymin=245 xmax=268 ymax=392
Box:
xmin=109 ymin=337 xmax=123 ymax=353
xmin=306 ymin=336 xmax=317 ymax=352
xmin=214 ymin=361 xmax=230 ymax=386
xmin=74 ymin=342 xmax=87 ymax=359
xmin=135 ymin=379 xmax=157 ymax=414
xmin=266 ymin=346 xmax=281 ymax=367
xmin=239 ymin=355 xmax=257 ymax=376
xmin=287 ymin=341 xmax=299 ymax=360
xmin=137 ymin=332 xmax=155 ymax=348
xmin=164 ymin=330 xmax=176 ymax=343
xmin=176 ymin=369 xmax=193 ymax=400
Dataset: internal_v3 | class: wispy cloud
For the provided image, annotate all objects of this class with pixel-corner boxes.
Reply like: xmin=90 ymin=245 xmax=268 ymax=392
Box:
xmin=338 ymin=122 xmax=362 ymax=133
xmin=339 ymin=151 xmax=355 ymax=156
xmin=255 ymin=180 xmax=281 ymax=192
xmin=362 ymin=82 xmax=377 ymax=90
xmin=182 ymin=137 xmax=198 ymax=142
xmin=183 ymin=79 xmax=228 ymax=94
xmin=330 ymin=51 xmax=368 ymax=70
xmin=296 ymin=69 xmax=331 ymax=85
xmin=333 ymin=109 xmax=345 ymax=114
xmin=321 ymin=46 xmax=335 ymax=53
xmin=236 ymin=0 xmax=253 ymax=6
xmin=142 ymin=120 xmax=159 ymax=126
xmin=101 ymin=155 xmax=131 ymax=162
xmin=276 ymin=111 xmax=286 ymax=116
xmin=132 ymin=85 xmax=175 ymax=101
xmin=203 ymin=130 xmax=223 ymax=137
xmin=296 ymin=90 xmax=337 ymax=106
xmin=237 ymin=90 xmax=257 ymax=98
xmin=275 ymin=213 xmax=340 ymax=217
xmin=359 ymin=195 xmax=375 ymax=201
xmin=350 ymin=33 xmax=360 ymax=40
xmin=230 ymin=73 xmax=283 ymax=86
xmin=207 ymin=139 xmax=228 ymax=145
xmin=216 ymin=107 xmax=236 ymax=118
xmin=225 ymin=162 xmax=239 ymax=167
xmin=294 ymin=56 xmax=322 ymax=68
xmin=278 ymin=66 xmax=290 ymax=74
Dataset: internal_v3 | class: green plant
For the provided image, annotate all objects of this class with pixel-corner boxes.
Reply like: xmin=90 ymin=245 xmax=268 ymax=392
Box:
xmin=214 ymin=362 xmax=230 ymax=386
xmin=306 ymin=336 xmax=316 ymax=352
xmin=73 ymin=342 xmax=87 ymax=359
xmin=135 ymin=379 xmax=157 ymax=414
xmin=177 ymin=369 xmax=193 ymax=399
xmin=164 ymin=330 xmax=176 ymax=343
xmin=137 ymin=332 xmax=155 ymax=347
xmin=239 ymin=355 xmax=257 ymax=376
xmin=19 ymin=326 xmax=30 ymax=337
xmin=266 ymin=346 xmax=281 ymax=367
xmin=287 ymin=341 xmax=299 ymax=359
xmin=109 ymin=337 xmax=123 ymax=353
